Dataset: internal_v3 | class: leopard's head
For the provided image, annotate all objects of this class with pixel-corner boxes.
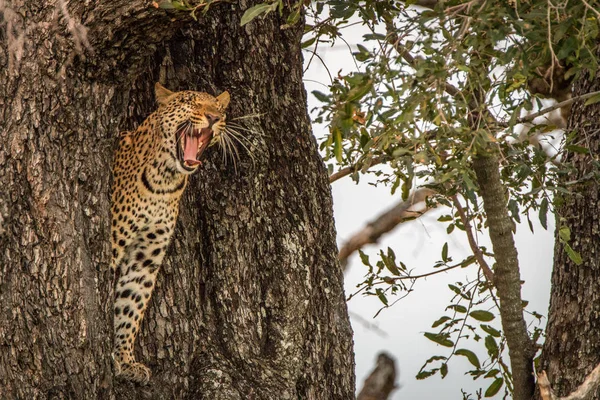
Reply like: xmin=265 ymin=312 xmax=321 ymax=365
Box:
xmin=154 ymin=82 xmax=230 ymax=174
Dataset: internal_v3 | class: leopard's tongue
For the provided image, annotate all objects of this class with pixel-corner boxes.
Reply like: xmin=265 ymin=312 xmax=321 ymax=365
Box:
xmin=184 ymin=136 xmax=202 ymax=165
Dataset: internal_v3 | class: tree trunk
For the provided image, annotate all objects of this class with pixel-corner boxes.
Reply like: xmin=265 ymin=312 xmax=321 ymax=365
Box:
xmin=0 ymin=1 xmax=355 ymax=399
xmin=539 ymin=49 xmax=600 ymax=398
xmin=472 ymin=153 xmax=536 ymax=400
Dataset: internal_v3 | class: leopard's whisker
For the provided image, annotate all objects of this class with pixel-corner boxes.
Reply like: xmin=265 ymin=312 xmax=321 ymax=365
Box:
xmin=231 ymin=112 xmax=265 ymax=121
xmin=224 ymin=126 xmax=255 ymax=147
xmin=224 ymin=133 xmax=239 ymax=172
xmin=219 ymin=130 xmax=237 ymax=171
xmin=226 ymin=122 xmax=265 ymax=136
xmin=219 ymin=135 xmax=227 ymax=166
xmin=225 ymin=128 xmax=255 ymax=163
xmin=224 ymin=128 xmax=253 ymax=154
xmin=227 ymin=132 xmax=242 ymax=166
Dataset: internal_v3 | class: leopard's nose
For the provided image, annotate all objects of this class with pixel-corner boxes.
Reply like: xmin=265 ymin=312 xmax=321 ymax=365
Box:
xmin=206 ymin=114 xmax=220 ymax=128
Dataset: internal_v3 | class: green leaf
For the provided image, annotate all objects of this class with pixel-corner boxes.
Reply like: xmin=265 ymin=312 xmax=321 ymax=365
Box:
xmin=584 ymin=93 xmax=600 ymax=106
xmin=158 ymin=0 xmax=188 ymax=9
xmin=559 ymin=226 xmax=571 ymax=242
xmin=376 ymin=288 xmax=388 ymax=306
xmin=356 ymin=44 xmax=369 ymax=54
xmin=346 ymin=80 xmax=373 ymax=102
xmin=333 ymin=127 xmax=343 ymax=163
xmin=485 ymin=368 xmax=500 ymax=378
xmin=302 ymin=37 xmax=316 ymax=49
xmin=564 ymin=243 xmax=583 ymax=265
xmin=240 ymin=2 xmax=278 ymax=26
xmin=480 ymin=324 xmax=501 ymax=338
xmin=485 ymin=335 xmax=499 ymax=358
xmin=312 ymin=90 xmax=330 ymax=103
xmin=455 ymin=349 xmax=481 ymax=369
xmin=358 ymin=250 xmax=370 ymax=266
xmin=447 ymin=304 xmax=467 ymax=313
xmin=170 ymin=1 xmax=188 ymax=10
xmin=416 ymin=369 xmax=437 ymax=380
xmin=441 ymin=242 xmax=449 ymax=262
xmin=363 ymin=33 xmax=386 ymax=41
xmin=432 ymin=316 xmax=451 ymax=328
xmin=383 ymin=247 xmax=401 ymax=275
xmin=460 ymin=256 xmax=476 ymax=268
xmin=448 ymin=284 xmax=461 ymax=296
xmin=437 ymin=215 xmax=452 ymax=222
xmin=158 ymin=1 xmax=175 ymax=9
xmin=565 ymin=144 xmax=590 ymax=154
xmin=440 ymin=363 xmax=448 ymax=378
xmin=539 ymin=198 xmax=548 ymax=230
xmin=424 ymin=332 xmax=454 ymax=347
xmin=469 ymin=310 xmax=495 ymax=322
xmin=484 ymin=377 xmax=503 ymax=397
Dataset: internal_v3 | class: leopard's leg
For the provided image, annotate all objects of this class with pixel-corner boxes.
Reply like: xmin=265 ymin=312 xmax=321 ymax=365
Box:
xmin=112 ymin=224 xmax=172 ymax=384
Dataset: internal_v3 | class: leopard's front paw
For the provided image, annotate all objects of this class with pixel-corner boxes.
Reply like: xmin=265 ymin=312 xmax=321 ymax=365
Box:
xmin=113 ymin=357 xmax=151 ymax=385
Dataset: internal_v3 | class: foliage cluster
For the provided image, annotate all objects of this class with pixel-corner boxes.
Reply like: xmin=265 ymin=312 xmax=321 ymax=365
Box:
xmin=161 ymin=0 xmax=600 ymax=397
xmin=297 ymin=0 xmax=596 ymax=397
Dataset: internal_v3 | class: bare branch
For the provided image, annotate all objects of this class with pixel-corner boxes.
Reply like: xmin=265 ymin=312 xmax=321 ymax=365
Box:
xmin=450 ymin=195 xmax=495 ymax=282
xmin=510 ymin=90 xmax=600 ymax=126
xmin=538 ymin=365 xmax=600 ymax=400
xmin=339 ymin=188 xmax=436 ymax=267
xmin=357 ymin=352 xmax=397 ymax=400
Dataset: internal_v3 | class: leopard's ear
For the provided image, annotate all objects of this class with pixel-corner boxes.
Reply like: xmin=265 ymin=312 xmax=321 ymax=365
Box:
xmin=155 ymin=82 xmax=176 ymax=106
xmin=216 ymin=91 xmax=230 ymax=109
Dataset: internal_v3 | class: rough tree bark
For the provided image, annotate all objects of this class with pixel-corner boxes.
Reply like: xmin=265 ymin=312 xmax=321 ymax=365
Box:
xmin=0 ymin=1 xmax=355 ymax=399
xmin=472 ymin=153 xmax=536 ymax=400
xmin=539 ymin=45 xmax=600 ymax=399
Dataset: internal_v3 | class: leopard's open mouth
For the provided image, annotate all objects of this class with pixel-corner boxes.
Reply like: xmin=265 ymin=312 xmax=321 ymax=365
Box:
xmin=176 ymin=121 xmax=213 ymax=171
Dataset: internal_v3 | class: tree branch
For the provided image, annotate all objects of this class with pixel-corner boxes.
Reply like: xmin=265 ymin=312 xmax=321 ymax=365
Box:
xmin=389 ymin=18 xmax=535 ymax=398
xmin=538 ymin=365 xmax=600 ymax=400
xmin=450 ymin=195 xmax=494 ymax=282
xmin=329 ymin=156 xmax=389 ymax=184
xmin=338 ymin=188 xmax=435 ymax=268
xmin=510 ymin=90 xmax=600 ymax=126
xmin=473 ymin=154 xmax=536 ymax=400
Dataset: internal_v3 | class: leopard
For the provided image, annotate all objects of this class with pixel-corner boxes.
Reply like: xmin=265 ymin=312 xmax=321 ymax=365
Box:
xmin=110 ymin=82 xmax=230 ymax=384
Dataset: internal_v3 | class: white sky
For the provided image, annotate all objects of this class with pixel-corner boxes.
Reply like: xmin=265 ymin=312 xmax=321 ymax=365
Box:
xmin=303 ymin=24 xmax=555 ymax=400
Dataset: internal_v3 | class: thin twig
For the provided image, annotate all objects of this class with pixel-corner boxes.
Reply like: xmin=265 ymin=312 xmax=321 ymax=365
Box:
xmin=329 ymin=155 xmax=389 ymax=183
xmin=390 ymin=262 xmax=463 ymax=281
xmin=582 ymin=0 xmax=600 ymax=19
xmin=451 ymin=195 xmax=495 ymax=282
